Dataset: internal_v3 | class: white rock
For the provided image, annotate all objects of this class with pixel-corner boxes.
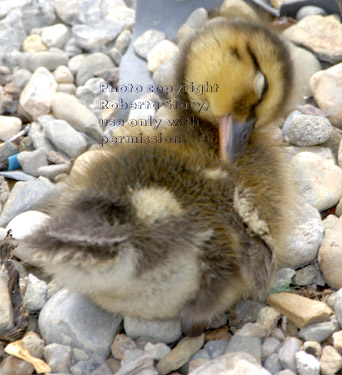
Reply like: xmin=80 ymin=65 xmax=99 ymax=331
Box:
xmin=6 ymin=210 xmax=50 ymax=240
xmin=320 ymin=345 xmax=342 ymax=375
xmin=17 ymin=148 xmax=48 ymax=177
xmin=53 ymin=65 xmax=74 ymax=84
xmin=295 ymin=351 xmax=320 ymax=375
xmin=19 ymin=67 xmax=57 ymax=120
xmin=144 ymin=342 xmax=170 ymax=361
xmin=147 ymin=40 xmax=179 ymax=73
xmin=23 ymin=273 xmax=48 ymax=313
xmin=41 ymin=23 xmax=69 ymax=48
xmin=0 ymin=115 xmax=22 ymax=141
xmin=0 ymin=271 xmax=14 ymax=331
xmin=290 ymin=152 xmax=342 ymax=211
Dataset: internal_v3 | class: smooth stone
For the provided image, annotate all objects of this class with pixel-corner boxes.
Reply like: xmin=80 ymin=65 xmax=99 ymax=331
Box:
xmin=57 ymin=83 xmax=76 ymax=95
xmin=114 ymin=29 xmax=132 ymax=55
xmin=337 ymin=197 xmax=342 ymax=216
xmin=44 ymin=343 xmax=72 ymax=373
xmin=17 ymin=148 xmax=48 ymax=177
xmin=234 ymin=322 xmax=268 ymax=339
xmin=19 ymin=66 xmax=57 ymax=120
xmin=124 ymin=317 xmax=181 ymax=344
xmin=22 ymin=332 xmax=44 ymax=359
xmin=233 ymin=300 xmax=265 ymax=324
xmin=332 ymin=330 xmax=342 ymax=353
xmin=111 ymin=334 xmax=136 ymax=360
xmin=70 ymin=357 xmax=103 ymax=375
xmin=322 ymin=214 xmax=339 ymax=230
xmin=76 ymin=53 xmax=114 ymax=86
xmin=290 ymin=152 xmax=342 ymax=211
xmin=12 ymin=68 xmax=31 ymax=89
xmin=220 ymin=0 xmax=259 ymax=22
xmin=37 ymin=163 xmax=71 ymax=180
xmin=39 ymin=289 xmax=122 ymax=360
xmin=277 ymin=268 xmax=296 ymax=283
xmin=267 ymin=293 xmax=331 ymax=329
xmin=274 ymin=371 xmax=296 ymax=375
xmin=224 ymin=335 xmax=262 ymax=362
xmin=310 ymin=63 xmax=342 ymax=128
xmin=0 ymin=356 xmax=34 ymax=375
xmin=319 ymin=216 xmax=342 ymax=289
xmin=115 ymin=349 xmax=156 ymax=375
xmin=0 ymin=115 xmax=22 ymax=141
xmin=105 ymin=6 xmax=135 ymax=30
xmin=156 ymin=334 xmax=204 ymax=375
xmin=282 ymin=15 xmax=342 ymax=64
xmin=106 ymin=46 xmax=122 ymax=65
xmin=278 ymin=337 xmax=302 ymax=372
xmin=184 ymin=7 xmax=208 ymax=29
xmin=257 ymin=307 xmax=281 ymax=335
xmin=296 ymin=6 xmax=327 ymax=20
xmin=295 ymin=351 xmax=320 ymax=375
xmin=288 ymin=115 xmax=332 ymax=146
xmin=188 ymin=352 xmax=271 ymax=375
xmin=41 ymin=23 xmax=70 ymax=49
xmin=262 ymin=337 xmax=281 ymax=361
xmin=89 ymin=363 xmax=113 ymax=375
xmin=44 ymin=119 xmax=87 ymax=158
xmin=0 ymin=171 xmax=35 ymax=181
xmin=203 ymin=340 xmax=228 ymax=359
xmin=0 ymin=272 xmax=14 ymax=331
xmin=134 ymin=29 xmax=165 ymax=60
xmin=147 ymin=40 xmax=179 ymax=73
xmin=320 ymin=345 xmax=342 ymax=375
xmin=51 ymin=92 xmax=103 ymax=140
xmin=23 ymin=273 xmax=47 ymax=313
xmin=294 ymin=265 xmax=317 ymax=286
xmin=28 ymin=121 xmax=53 ymax=152
xmin=284 ymin=202 xmax=324 ymax=268
xmin=0 ymin=179 xmax=58 ymax=226
xmin=298 ymin=315 xmax=339 ymax=343
xmin=334 ymin=289 xmax=342 ymax=327
xmin=153 ymin=57 xmax=177 ymax=92
xmin=22 ymin=34 xmax=47 ymax=53
xmin=302 ymin=341 xmax=322 ymax=357
xmin=68 ymin=54 xmax=86 ymax=75
xmin=188 ymin=358 xmax=209 ymax=373
xmin=287 ymin=43 xmax=321 ymax=107
xmin=53 ymin=65 xmax=74 ymax=84
xmin=264 ymin=353 xmax=282 ymax=374
xmin=144 ymin=342 xmax=170 ymax=361
xmin=30 ymin=50 xmax=69 ymax=72
xmin=72 ymin=22 xmax=122 ymax=51
xmin=6 ymin=210 xmax=50 ymax=240
xmin=339 ymin=138 xmax=342 ymax=167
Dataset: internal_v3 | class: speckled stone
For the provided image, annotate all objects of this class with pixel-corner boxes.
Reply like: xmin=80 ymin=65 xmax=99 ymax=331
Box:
xmin=134 ymin=29 xmax=166 ymax=60
xmin=320 ymin=345 xmax=342 ymax=375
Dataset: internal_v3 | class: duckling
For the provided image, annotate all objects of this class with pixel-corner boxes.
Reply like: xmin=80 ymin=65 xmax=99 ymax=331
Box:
xmin=20 ymin=16 xmax=294 ymax=337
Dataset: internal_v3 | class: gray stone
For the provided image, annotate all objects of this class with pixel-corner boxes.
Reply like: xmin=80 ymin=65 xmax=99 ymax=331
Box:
xmin=28 ymin=122 xmax=53 ymax=152
xmin=44 ymin=120 xmax=87 ymax=158
xmin=41 ymin=23 xmax=70 ymax=49
xmin=225 ymin=335 xmax=262 ymax=362
xmin=283 ymin=110 xmax=302 ymax=137
xmin=0 ymin=272 xmax=14 ymax=331
xmin=51 ymin=92 xmax=103 ymax=140
xmin=44 ymin=343 xmax=73 ymax=373
xmin=30 ymin=50 xmax=69 ymax=72
xmin=72 ymin=22 xmax=122 ymax=51
xmin=70 ymin=357 xmax=103 ymax=375
xmin=275 ymin=371 xmax=296 ymax=375
xmin=153 ymin=58 xmax=177 ymax=91
xmin=234 ymin=300 xmax=265 ymax=324
xmin=64 ymin=37 xmax=83 ymax=57
xmin=38 ymin=163 xmax=71 ymax=180
xmin=107 ymin=6 xmax=135 ymax=29
xmin=76 ymin=53 xmax=114 ymax=86
xmin=262 ymin=337 xmax=281 ymax=361
xmin=185 ymin=7 xmax=208 ymax=29
xmin=134 ymin=30 xmax=166 ymax=60
xmin=22 ymin=333 xmax=44 ymax=358
xmin=335 ymin=288 xmax=342 ymax=327
xmin=294 ymin=265 xmax=317 ymax=286
xmin=264 ymin=353 xmax=282 ymax=374
xmin=288 ymin=115 xmax=332 ymax=147
xmin=12 ymin=68 xmax=31 ymax=89
xmin=295 ymin=351 xmax=320 ymax=375
xmin=188 ymin=352 xmax=271 ymax=375
xmin=107 ymin=47 xmax=122 ymax=66
xmin=57 ymin=83 xmax=77 ymax=95
xmin=284 ymin=201 xmax=324 ymax=268
xmin=19 ymin=67 xmax=57 ymax=120
xmin=38 ymin=289 xmax=122 ymax=359
xmin=23 ymin=273 xmax=47 ymax=313
xmin=299 ymin=315 xmax=339 ymax=343
xmin=144 ymin=342 xmax=170 ymax=361
xmin=116 ymin=349 xmax=156 ymax=375
xmin=277 ymin=268 xmax=296 ymax=283
xmin=0 ymin=141 xmax=18 ymax=165
xmin=191 ymin=348 xmax=211 ymax=362
xmin=89 ymin=363 xmax=112 ymax=375
xmin=17 ymin=148 xmax=48 ymax=177
xmin=53 ymin=0 xmax=103 ymax=25
xmin=204 ymin=340 xmax=229 ymax=359
xmin=235 ymin=322 xmax=268 ymax=339
xmin=124 ymin=316 xmax=181 ymax=344
xmin=0 ymin=179 xmax=58 ymax=226
xmin=278 ymin=337 xmax=302 ymax=372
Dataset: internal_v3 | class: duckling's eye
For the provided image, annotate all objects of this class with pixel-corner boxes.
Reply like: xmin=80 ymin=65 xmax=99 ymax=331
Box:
xmin=254 ymin=71 xmax=267 ymax=101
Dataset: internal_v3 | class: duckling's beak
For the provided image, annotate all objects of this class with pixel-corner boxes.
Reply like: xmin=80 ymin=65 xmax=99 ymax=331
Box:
xmin=218 ymin=115 xmax=254 ymax=163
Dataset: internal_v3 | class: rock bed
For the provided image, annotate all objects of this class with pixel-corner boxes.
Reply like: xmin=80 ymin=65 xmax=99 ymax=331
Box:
xmin=0 ymin=0 xmax=342 ymax=374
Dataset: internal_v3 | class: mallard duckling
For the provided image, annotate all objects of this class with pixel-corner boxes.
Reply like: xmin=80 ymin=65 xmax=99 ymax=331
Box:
xmin=21 ymin=17 xmax=294 ymax=336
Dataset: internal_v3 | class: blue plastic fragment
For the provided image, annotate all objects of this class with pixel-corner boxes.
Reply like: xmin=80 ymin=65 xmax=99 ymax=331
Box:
xmin=8 ymin=153 xmax=21 ymax=171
